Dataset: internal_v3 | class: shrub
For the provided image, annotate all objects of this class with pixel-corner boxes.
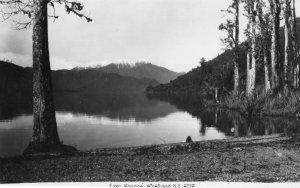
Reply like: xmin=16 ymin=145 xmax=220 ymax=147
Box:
xmin=221 ymin=87 xmax=300 ymax=117
xmin=220 ymin=91 xmax=244 ymax=110
xmin=240 ymin=90 xmax=268 ymax=117
xmin=264 ymin=87 xmax=300 ymax=116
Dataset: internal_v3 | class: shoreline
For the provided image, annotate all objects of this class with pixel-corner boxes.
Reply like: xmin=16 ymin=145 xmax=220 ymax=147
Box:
xmin=218 ymin=106 xmax=300 ymax=118
xmin=0 ymin=134 xmax=290 ymax=160
xmin=1 ymin=134 xmax=300 ymax=182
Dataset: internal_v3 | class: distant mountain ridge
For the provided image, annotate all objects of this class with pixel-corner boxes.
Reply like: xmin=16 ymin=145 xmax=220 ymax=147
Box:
xmin=0 ymin=61 xmax=159 ymax=96
xmin=74 ymin=62 xmax=184 ymax=84
xmin=0 ymin=61 xmax=179 ymax=120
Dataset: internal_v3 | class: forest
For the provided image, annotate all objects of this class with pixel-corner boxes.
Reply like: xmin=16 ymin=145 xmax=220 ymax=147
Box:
xmin=147 ymin=0 xmax=300 ymax=117
xmin=1 ymin=0 xmax=300 ymax=183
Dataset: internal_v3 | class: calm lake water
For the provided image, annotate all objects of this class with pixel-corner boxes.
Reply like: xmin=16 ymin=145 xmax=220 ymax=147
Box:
xmin=0 ymin=91 xmax=298 ymax=157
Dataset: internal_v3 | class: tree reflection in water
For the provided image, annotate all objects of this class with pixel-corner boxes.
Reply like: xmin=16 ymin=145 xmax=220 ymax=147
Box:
xmin=195 ymin=108 xmax=300 ymax=139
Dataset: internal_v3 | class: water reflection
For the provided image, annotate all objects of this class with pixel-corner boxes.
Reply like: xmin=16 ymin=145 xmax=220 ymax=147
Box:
xmin=0 ymin=111 xmax=226 ymax=157
xmin=0 ymin=91 xmax=178 ymax=122
xmin=1 ymin=91 xmax=300 ymax=157
xmin=150 ymin=93 xmax=299 ymax=138
xmin=197 ymin=108 xmax=299 ymax=138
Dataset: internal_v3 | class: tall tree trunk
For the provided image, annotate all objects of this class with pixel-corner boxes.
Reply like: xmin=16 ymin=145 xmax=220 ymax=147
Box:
xmin=269 ymin=0 xmax=281 ymax=89
xmin=249 ymin=1 xmax=257 ymax=97
xmin=257 ymin=0 xmax=271 ymax=92
xmin=246 ymin=50 xmax=252 ymax=96
xmin=264 ymin=47 xmax=271 ymax=92
xmin=291 ymin=0 xmax=299 ymax=88
xmin=295 ymin=65 xmax=299 ymax=88
xmin=284 ymin=0 xmax=292 ymax=88
xmin=233 ymin=62 xmax=239 ymax=93
xmin=249 ymin=45 xmax=256 ymax=96
xmin=246 ymin=1 xmax=256 ymax=97
xmin=31 ymin=0 xmax=60 ymax=145
xmin=294 ymin=0 xmax=300 ymax=89
xmin=215 ymin=88 xmax=219 ymax=104
xmin=233 ymin=0 xmax=240 ymax=94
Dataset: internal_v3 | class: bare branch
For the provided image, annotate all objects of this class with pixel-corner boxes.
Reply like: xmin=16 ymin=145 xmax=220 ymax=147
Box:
xmin=0 ymin=0 xmax=92 ymax=30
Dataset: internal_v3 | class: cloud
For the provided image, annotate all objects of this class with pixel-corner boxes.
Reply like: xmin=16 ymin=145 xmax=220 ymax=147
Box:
xmin=0 ymin=52 xmax=85 ymax=70
xmin=0 ymin=52 xmax=32 ymax=67
xmin=0 ymin=0 xmax=230 ymax=73
xmin=0 ymin=22 xmax=32 ymax=55
xmin=0 ymin=52 xmax=78 ymax=70
xmin=6 ymin=0 xmax=300 ymax=73
xmin=2 ymin=32 xmax=31 ymax=55
xmin=50 ymin=56 xmax=81 ymax=70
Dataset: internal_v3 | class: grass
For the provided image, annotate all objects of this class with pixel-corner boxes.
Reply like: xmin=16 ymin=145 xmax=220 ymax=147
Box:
xmin=221 ymin=87 xmax=300 ymax=117
xmin=1 ymin=135 xmax=300 ymax=182
xmin=264 ymin=88 xmax=300 ymax=116
xmin=220 ymin=91 xmax=244 ymax=111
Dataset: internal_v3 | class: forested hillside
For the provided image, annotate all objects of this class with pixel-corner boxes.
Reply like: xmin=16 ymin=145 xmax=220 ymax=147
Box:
xmin=147 ymin=18 xmax=300 ymax=102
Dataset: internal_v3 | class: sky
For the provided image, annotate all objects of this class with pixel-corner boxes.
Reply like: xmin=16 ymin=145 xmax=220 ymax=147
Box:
xmin=0 ymin=0 xmax=300 ymax=73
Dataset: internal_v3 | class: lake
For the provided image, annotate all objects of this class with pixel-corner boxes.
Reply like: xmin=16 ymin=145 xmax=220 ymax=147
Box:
xmin=0 ymin=91 xmax=298 ymax=157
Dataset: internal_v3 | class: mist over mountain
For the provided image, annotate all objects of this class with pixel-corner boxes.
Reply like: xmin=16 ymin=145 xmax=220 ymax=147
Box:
xmin=74 ymin=62 xmax=184 ymax=84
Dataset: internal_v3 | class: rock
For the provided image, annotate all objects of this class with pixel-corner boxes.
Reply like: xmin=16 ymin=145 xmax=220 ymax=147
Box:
xmin=233 ymin=147 xmax=242 ymax=152
xmin=186 ymin=136 xmax=193 ymax=143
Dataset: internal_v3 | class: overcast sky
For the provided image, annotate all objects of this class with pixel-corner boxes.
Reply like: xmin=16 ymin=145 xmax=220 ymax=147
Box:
xmin=0 ymin=0 xmax=300 ymax=72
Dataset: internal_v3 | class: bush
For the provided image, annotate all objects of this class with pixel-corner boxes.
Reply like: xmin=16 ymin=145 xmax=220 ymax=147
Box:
xmin=220 ymin=91 xmax=244 ymax=110
xmin=221 ymin=87 xmax=300 ymax=117
xmin=264 ymin=87 xmax=300 ymax=116
xmin=240 ymin=91 xmax=268 ymax=117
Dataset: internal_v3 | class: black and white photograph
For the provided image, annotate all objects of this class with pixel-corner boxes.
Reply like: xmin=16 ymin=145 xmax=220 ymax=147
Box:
xmin=0 ymin=0 xmax=300 ymax=185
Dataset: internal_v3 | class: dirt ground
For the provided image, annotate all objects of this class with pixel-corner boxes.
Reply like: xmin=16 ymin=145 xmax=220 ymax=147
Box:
xmin=1 ymin=135 xmax=300 ymax=183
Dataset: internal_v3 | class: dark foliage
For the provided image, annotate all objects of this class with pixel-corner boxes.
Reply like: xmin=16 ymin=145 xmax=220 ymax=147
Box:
xmin=147 ymin=18 xmax=300 ymax=103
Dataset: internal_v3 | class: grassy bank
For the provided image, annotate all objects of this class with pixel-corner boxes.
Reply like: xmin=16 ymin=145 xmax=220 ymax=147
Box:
xmin=220 ymin=87 xmax=300 ymax=117
xmin=1 ymin=135 xmax=300 ymax=182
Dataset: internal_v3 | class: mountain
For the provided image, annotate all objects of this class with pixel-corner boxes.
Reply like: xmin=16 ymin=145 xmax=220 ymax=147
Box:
xmin=0 ymin=62 xmax=33 ymax=118
xmin=0 ymin=61 xmax=159 ymax=96
xmin=0 ymin=61 xmax=160 ymax=119
xmin=74 ymin=62 xmax=184 ymax=84
xmin=52 ymin=68 xmax=159 ymax=93
xmin=0 ymin=61 xmax=178 ymax=121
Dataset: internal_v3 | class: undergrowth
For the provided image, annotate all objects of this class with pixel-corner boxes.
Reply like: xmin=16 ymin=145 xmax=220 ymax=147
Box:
xmin=221 ymin=87 xmax=300 ymax=117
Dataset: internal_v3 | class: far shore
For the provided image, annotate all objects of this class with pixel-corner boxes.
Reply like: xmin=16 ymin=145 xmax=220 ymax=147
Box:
xmin=1 ymin=134 xmax=300 ymax=182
